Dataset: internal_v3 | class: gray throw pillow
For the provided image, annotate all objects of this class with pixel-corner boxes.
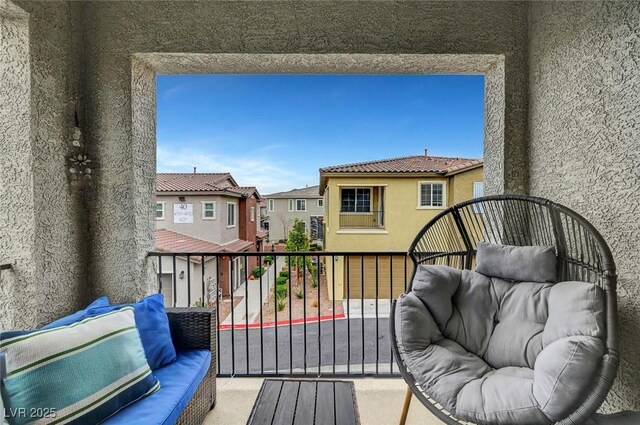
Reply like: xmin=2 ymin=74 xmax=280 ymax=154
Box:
xmin=476 ymin=242 xmax=557 ymax=283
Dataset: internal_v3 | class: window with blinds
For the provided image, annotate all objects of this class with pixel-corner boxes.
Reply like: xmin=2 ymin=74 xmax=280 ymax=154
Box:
xmin=419 ymin=183 xmax=444 ymax=207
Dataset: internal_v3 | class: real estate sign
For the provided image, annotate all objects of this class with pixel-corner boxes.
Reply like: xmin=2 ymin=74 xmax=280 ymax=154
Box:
xmin=173 ymin=203 xmax=193 ymax=224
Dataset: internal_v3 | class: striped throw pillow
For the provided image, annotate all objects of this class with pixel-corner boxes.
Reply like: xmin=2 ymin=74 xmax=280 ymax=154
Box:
xmin=0 ymin=307 xmax=160 ymax=425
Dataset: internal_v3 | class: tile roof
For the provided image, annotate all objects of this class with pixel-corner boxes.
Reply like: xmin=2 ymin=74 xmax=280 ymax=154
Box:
xmin=319 ymin=155 xmax=483 ymax=175
xmin=157 ymin=173 xmax=233 ymax=192
xmin=226 ymin=186 xmax=262 ymax=199
xmin=155 ymin=229 xmax=224 ymax=253
xmin=155 ymin=229 xmax=254 ymax=254
xmin=265 ymin=185 xmax=322 ymax=199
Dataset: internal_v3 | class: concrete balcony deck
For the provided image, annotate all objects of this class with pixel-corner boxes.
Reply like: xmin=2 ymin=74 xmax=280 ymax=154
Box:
xmin=205 ymin=377 xmax=439 ymax=425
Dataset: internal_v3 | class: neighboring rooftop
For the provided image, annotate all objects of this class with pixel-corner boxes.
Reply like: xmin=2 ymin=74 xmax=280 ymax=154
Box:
xmin=319 ymin=155 xmax=483 ymax=175
xmin=155 ymin=229 xmax=253 ymax=255
xmin=265 ymin=185 xmax=322 ymax=199
xmin=156 ymin=173 xmax=260 ymax=198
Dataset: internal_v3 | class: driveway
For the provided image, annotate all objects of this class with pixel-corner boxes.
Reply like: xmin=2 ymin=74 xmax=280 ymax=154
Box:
xmin=217 ymin=317 xmax=397 ymax=375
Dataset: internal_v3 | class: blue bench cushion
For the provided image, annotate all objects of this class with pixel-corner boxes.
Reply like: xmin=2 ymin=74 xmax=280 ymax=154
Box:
xmin=102 ymin=350 xmax=211 ymax=425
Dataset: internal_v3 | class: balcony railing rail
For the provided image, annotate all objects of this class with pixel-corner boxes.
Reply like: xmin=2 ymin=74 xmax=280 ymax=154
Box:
xmin=147 ymin=250 xmax=410 ymax=378
xmin=338 ymin=210 xmax=384 ymax=229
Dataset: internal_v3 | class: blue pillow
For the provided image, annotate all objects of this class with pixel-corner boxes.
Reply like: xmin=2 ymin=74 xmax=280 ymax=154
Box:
xmin=43 ymin=295 xmax=110 ymax=329
xmin=84 ymin=294 xmax=177 ymax=370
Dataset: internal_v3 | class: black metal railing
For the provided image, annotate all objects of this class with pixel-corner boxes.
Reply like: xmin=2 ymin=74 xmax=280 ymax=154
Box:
xmin=147 ymin=251 xmax=410 ymax=378
xmin=339 ymin=211 xmax=384 ymax=229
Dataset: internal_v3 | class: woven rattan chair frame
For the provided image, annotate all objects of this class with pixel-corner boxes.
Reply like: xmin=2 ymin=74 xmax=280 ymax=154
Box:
xmin=390 ymin=195 xmax=618 ymax=425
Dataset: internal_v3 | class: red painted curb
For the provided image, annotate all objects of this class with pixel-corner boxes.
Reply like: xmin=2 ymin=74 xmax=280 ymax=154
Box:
xmin=218 ymin=313 xmax=346 ymax=330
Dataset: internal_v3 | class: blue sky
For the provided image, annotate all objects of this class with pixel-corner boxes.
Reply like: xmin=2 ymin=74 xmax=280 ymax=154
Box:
xmin=157 ymin=74 xmax=484 ymax=194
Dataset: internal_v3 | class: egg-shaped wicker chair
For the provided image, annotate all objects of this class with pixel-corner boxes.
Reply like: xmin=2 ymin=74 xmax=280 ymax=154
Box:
xmin=390 ymin=195 xmax=618 ymax=425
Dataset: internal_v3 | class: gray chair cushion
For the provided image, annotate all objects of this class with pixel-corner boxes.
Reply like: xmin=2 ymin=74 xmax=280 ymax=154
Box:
xmin=396 ymin=261 xmax=606 ymax=425
xmin=476 ymin=242 xmax=557 ymax=283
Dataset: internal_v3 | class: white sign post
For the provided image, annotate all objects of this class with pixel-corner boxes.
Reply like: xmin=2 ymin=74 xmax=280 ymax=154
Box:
xmin=173 ymin=203 xmax=193 ymax=224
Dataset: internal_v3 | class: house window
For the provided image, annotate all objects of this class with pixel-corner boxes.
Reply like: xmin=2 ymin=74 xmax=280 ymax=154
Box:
xmin=288 ymin=199 xmax=306 ymax=212
xmin=250 ymin=207 xmax=255 ymax=222
xmin=317 ymin=199 xmax=323 ymax=208
xmin=227 ymin=202 xmax=236 ymax=227
xmin=341 ymin=188 xmax=371 ymax=212
xmin=472 ymin=182 xmax=484 ymax=213
xmin=156 ymin=202 xmax=165 ymax=220
xmin=202 ymin=202 xmax=216 ymax=219
xmin=268 ymin=199 xmax=275 ymax=212
xmin=418 ymin=182 xmax=445 ymax=208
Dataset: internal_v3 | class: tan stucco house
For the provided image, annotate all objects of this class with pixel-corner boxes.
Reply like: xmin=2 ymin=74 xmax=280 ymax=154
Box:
xmin=320 ymin=152 xmax=483 ymax=300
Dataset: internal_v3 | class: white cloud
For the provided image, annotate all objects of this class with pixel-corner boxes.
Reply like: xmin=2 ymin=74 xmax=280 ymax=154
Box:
xmin=156 ymin=144 xmax=315 ymax=194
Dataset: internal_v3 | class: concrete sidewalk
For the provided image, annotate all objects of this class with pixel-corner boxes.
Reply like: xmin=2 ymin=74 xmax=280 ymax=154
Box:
xmin=222 ymin=256 xmax=286 ymax=325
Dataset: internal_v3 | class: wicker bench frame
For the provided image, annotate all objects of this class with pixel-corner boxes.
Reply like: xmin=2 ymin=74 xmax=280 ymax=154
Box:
xmin=167 ymin=307 xmax=217 ymax=425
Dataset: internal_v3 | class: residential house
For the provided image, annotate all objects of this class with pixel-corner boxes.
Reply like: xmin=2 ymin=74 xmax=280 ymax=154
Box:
xmin=320 ymin=152 xmax=483 ymax=300
xmin=264 ymin=185 xmax=324 ymax=243
xmin=155 ymin=172 xmax=265 ymax=304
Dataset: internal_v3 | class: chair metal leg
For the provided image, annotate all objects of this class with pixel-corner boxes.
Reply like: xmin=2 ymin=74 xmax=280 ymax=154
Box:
xmin=399 ymin=386 xmax=412 ymax=425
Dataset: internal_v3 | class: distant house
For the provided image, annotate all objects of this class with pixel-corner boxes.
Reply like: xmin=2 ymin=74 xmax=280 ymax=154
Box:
xmin=155 ymin=172 xmax=266 ymax=304
xmin=320 ymin=152 xmax=483 ymax=300
xmin=264 ymin=185 xmax=324 ymax=243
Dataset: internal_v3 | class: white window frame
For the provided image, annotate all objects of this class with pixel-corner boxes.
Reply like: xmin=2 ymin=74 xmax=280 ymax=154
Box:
xmin=340 ymin=187 xmax=372 ymax=213
xmin=201 ymin=201 xmax=217 ymax=220
xmin=317 ymin=198 xmax=324 ymax=208
xmin=227 ymin=202 xmax=236 ymax=228
xmin=156 ymin=202 xmax=165 ymax=220
xmin=417 ymin=181 xmax=447 ymax=209
xmin=472 ymin=182 xmax=484 ymax=213
xmin=268 ymin=199 xmax=275 ymax=212
xmin=288 ymin=198 xmax=307 ymax=212
xmin=250 ymin=206 xmax=255 ymax=222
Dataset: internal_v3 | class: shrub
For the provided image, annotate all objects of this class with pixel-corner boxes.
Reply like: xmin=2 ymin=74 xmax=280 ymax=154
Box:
xmin=309 ymin=265 xmax=319 ymax=288
xmin=311 ymin=299 xmax=318 ymax=308
xmin=263 ymin=256 xmax=273 ymax=265
xmin=252 ymin=266 xmax=265 ymax=277
xmin=310 ymin=243 xmax=322 ymax=251
xmin=276 ymin=283 xmax=288 ymax=299
xmin=294 ymin=287 xmax=304 ymax=299
xmin=279 ymin=270 xmax=289 ymax=278
xmin=276 ymin=276 xmax=288 ymax=285
xmin=276 ymin=297 xmax=287 ymax=311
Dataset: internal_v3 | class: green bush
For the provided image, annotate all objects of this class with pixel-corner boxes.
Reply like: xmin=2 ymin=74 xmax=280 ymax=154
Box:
xmin=309 ymin=265 xmax=319 ymax=288
xmin=294 ymin=287 xmax=304 ymax=299
xmin=310 ymin=243 xmax=322 ymax=251
xmin=252 ymin=266 xmax=265 ymax=277
xmin=276 ymin=297 xmax=287 ymax=311
xmin=263 ymin=256 xmax=273 ymax=265
xmin=276 ymin=276 xmax=288 ymax=285
xmin=279 ymin=270 xmax=289 ymax=278
xmin=276 ymin=283 xmax=288 ymax=299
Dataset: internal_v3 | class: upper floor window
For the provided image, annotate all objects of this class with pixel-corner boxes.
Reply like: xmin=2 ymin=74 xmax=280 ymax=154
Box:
xmin=341 ymin=188 xmax=371 ymax=212
xmin=288 ymin=199 xmax=306 ymax=212
xmin=472 ymin=182 xmax=484 ymax=213
xmin=250 ymin=207 xmax=255 ymax=222
xmin=418 ymin=182 xmax=445 ymax=208
xmin=268 ymin=199 xmax=275 ymax=212
xmin=202 ymin=202 xmax=216 ymax=219
xmin=317 ymin=199 xmax=324 ymax=208
xmin=227 ymin=202 xmax=236 ymax=228
xmin=156 ymin=202 xmax=165 ymax=220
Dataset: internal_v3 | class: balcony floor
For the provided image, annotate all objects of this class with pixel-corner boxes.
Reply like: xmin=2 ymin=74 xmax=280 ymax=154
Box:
xmin=205 ymin=377 xmax=439 ymax=425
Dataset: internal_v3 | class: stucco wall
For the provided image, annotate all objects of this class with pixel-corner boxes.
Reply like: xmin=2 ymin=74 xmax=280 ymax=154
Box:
xmin=0 ymin=1 xmax=87 ymax=330
xmin=156 ymin=194 xmax=240 ymax=244
xmin=80 ymin=1 xmax=528 ymax=303
xmin=528 ymin=1 xmax=640 ymax=411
